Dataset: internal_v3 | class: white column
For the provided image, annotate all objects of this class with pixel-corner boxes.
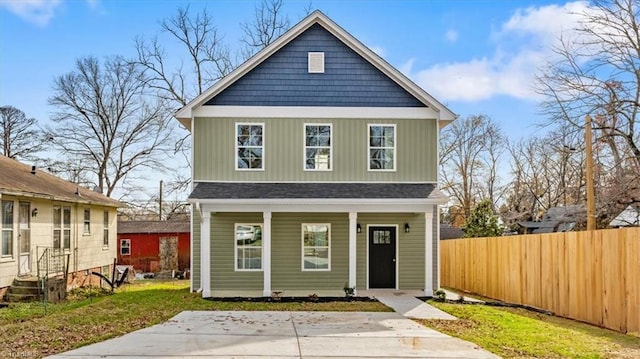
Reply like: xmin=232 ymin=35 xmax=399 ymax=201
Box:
xmin=348 ymin=212 xmax=358 ymax=293
xmin=425 ymin=211 xmax=434 ymax=296
xmin=262 ymin=211 xmax=272 ymax=296
xmin=201 ymin=211 xmax=211 ymax=297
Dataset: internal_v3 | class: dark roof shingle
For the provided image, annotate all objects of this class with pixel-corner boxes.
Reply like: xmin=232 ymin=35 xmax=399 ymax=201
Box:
xmin=189 ymin=182 xmax=435 ymax=200
xmin=117 ymin=220 xmax=190 ymax=234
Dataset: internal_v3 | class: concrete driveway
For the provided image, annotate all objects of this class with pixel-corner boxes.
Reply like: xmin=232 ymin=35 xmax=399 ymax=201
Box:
xmin=48 ymin=311 xmax=499 ymax=358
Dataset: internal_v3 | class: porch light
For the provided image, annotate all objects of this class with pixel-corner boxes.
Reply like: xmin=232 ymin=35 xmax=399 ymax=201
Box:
xmin=31 ymin=208 xmax=38 ymax=217
xmin=356 ymin=223 xmax=362 ymax=233
xmin=404 ymin=222 xmax=410 ymax=233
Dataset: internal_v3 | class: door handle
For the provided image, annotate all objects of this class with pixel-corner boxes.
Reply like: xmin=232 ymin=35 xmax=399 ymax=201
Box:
xmin=392 ymin=258 xmax=396 ymax=262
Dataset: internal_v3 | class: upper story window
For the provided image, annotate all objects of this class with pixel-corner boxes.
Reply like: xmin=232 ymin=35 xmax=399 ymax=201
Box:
xmin=368 ymin=124 xmax=396 ymax=171
xmin=236 ymin=123 xmax=264 ymax=170
xmin=304 ymin=124 xmax=332 ymax=171
xmin=53 ymin=205 xmax=71 ymax=250
xmin=83 ymin=208 xmax=91 ymax=234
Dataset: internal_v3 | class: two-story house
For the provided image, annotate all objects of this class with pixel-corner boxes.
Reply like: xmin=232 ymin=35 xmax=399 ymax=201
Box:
xmin=175 ymin=11 xmax=455 ymax=297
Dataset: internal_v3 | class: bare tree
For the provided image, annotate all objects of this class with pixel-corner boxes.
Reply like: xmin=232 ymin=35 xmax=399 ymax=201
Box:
xmin=501 ymin=126 xmax=586 ymax=230
xmin=440 ymin=114 xmax=505 ymax=221
xmin=47 ymin=56 xmax=175 ymax=197
xmin=134 ymin=5 xmax=234 ymax=108
xmin=0 ymin=106 xmax=44 ymax=160
xmin=536 ymin=0 xmax=640 ymax=224
xmin=240 ymin=0 xmax=290 ymax=59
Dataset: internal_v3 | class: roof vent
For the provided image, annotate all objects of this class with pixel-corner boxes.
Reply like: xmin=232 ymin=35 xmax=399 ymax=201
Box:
xmin=31 ymin=165 xmax=36 ymax=175
xmin=308 ymin=52 xmax=325 ymax=73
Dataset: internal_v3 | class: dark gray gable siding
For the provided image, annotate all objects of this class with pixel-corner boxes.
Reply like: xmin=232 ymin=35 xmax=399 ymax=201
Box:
xmin=189 ymin=182 xmax=435 ymax=199
xmin=205 ymin=24 xmax=424 ymax=107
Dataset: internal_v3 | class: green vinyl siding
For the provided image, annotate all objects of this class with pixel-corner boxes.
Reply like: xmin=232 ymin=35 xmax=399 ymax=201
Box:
xmin=193 ymin=117 xmax=437 ymax=182
xmin=357 ymin=213 xmax=425 ymax=290
xmin=271 ymin=213 xmax=349 ymax=292
xmin=191 ymin=209 xmax=201 ymax=291
xmin=211 ymin=213 xmax=263 ymax=292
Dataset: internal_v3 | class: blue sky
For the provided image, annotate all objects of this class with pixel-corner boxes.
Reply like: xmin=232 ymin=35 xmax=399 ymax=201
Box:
xmin=0 ymin=0 xmax=591 ymax=148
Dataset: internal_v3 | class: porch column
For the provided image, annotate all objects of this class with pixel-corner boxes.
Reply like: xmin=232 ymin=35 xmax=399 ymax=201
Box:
xmin=348 ymin=212 xmax=357 ymax=293
xmin=425 ymin=211 xmax=434 ymax=296
xmin=263 ymin=211 xmax=272 ymax=296
xmin=201 ymin=211 xmax=211 ymax=297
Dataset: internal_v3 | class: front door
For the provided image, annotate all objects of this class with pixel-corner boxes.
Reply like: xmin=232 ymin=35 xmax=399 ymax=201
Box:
xmin=368 ymin=226 xmax=396 ymax=288
xmin=18 ymin=202 xmax=31 ymax=275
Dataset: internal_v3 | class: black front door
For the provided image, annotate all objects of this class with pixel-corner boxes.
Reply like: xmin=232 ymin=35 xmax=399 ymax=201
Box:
xmin=368 ymin=226 xmax=396 ymax=288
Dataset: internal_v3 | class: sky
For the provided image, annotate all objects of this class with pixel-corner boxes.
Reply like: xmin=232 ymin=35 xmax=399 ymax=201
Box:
xmin=0 ymin=0 xmax=594 ymax=197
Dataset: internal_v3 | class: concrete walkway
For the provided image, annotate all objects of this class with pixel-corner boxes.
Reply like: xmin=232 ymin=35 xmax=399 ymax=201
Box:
xmin=375 ymin=295 xmax=457 ymax=320
xmin=47 ymin=311 xmax=500 ymax=358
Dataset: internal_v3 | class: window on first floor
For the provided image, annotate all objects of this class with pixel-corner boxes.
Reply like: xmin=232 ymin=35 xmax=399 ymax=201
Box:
xmin=305 ymin=124 xmax=332 ymax=170
xmin=368 ymin=124 xmax=396 ymax=170
xmin=1 ymin=201 xmax=13 ymax=257
xmin=83 ymin=208 xmax=91 ymax=234
xmin=302 ymin=223 xmax=330 ymax=271
xmin=53 ymin=205 xmax=71 ymax=250
xmin=120 ymin=238 xmax=130 ymax=255
xmin=103 ymin=211 xmax=109 ymax=247
xmin=236 ymin=123 xmax=264 ymax=170
xmin=235 ymin=223 xmax=262 ymax=270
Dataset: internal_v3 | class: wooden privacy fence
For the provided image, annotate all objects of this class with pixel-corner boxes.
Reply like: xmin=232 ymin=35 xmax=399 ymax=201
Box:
xmin=440 ymin=228 xmax=640 ymax=334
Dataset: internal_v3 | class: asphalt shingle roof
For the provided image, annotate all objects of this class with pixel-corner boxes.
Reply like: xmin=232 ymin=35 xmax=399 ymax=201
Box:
xmin=117 ymin=220 xmax=190 ymax=234
xmin=189 ymin=182 xmax=435 ymax=200
xmin=0 ymin=155 xmax=120 ymax=207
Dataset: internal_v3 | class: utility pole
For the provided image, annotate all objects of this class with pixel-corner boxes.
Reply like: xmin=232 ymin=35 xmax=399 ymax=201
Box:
xmin=585 ymin=115 xmax=596 ymax=230
xmin=159 ymin=180 xmax=163 ymax=221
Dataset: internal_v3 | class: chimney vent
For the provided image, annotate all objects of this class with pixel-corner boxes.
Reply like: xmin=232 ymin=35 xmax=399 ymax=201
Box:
xmin=31 ymin=165 xmax=36 ymax=175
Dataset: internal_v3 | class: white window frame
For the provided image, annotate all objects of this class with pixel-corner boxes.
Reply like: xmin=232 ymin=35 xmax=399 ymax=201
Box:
xmin=234 ymin=223 xmax=263 ymax=271
xmin=53 ymin=205 xmax=71 ymax=251
xmin=367 ymin=124 xmax=396 ymax=171
xmin=235 ymin=122 xmax=265 ymax=171
xmin=83 ymin=208 xmax=91 ymax=234
xmin=103 ymin=210 xmax=109 ymax=247
xmin=1 ymin=200 xmax=14 ymax=259
xmin=301 ymin=223 xmax=331 ymax=271
xmin=120 ymin=238 xmax=131 ymax=256
xmin=303 ymin=123 xmax=332 ymax=171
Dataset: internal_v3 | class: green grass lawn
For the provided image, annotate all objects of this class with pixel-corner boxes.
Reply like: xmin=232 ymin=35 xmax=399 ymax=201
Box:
xmin=0 ymin=280 xmax=389 ymax=357
xmin=419 ymin=301 xmax=640 ymax=359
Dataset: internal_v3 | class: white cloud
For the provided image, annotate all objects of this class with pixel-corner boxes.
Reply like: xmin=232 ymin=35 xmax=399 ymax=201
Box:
xmin=409 ymin=1 xmax=592 ymax=102
xmin=444 ymin=29 xmax=458 ymax=43
xmin=0 ymin=0 xmax=62 ymax=26
xmin=398 ymin=58 xmax=415 ymax=77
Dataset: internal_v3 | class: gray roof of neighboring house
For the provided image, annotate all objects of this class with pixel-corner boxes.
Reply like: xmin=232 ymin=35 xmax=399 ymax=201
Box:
xmin=189 ymin=182 xmax=436 ymax=199
xmin=440 ymin=225 xmax=464 ymax=240
xmin=117 ymin=220 xmax=190 ymax=234
xmin=0 ymin=155 xmax=121 ymax=207
xmin=609 ymin=204 xmax=640 ymax=227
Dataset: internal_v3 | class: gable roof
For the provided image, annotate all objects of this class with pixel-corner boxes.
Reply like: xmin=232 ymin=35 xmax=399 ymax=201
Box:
xmin=175 ymin=10 xmax=456 ymax=127
xmin=117 ymin=220 xmax=190 ymax=234
xmin=0 ymin=155 xmax=121 ymax=207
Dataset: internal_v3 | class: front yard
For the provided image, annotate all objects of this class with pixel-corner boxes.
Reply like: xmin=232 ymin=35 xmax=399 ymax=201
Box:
xmin=1 ymin=280 xmax=638 ymax=358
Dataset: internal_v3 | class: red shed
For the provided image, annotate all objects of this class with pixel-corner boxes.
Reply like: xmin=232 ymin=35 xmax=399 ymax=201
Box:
xmin=117 ymin=220 xmax=190 ymax=273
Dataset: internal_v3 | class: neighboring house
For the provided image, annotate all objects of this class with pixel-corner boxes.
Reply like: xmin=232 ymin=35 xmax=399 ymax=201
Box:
xmin=609 ymin=204 xmax=640 ymax=227
xmin=440 ymin=224 xmax=464 ymax=240
xmin=117 ymin=220 xmax=190 ymax=273
xmin=518 ymin=205 xmax=586 ymax=234
xmin=0 ymin=155 xmax=120 ymax=298
xmin=175 ymin=11 xmax=454 ymax=297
